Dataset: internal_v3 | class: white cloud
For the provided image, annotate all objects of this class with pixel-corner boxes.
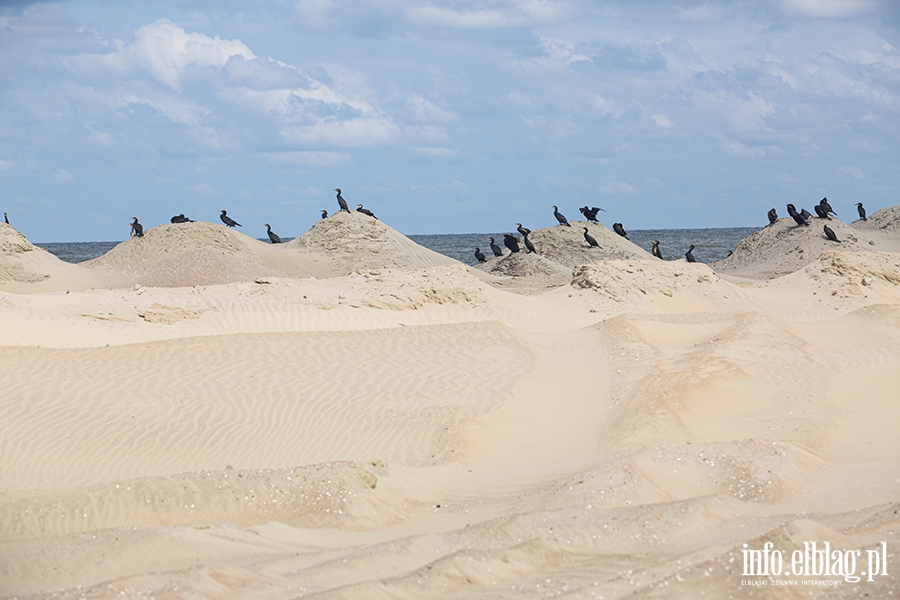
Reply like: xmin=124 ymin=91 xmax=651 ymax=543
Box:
xmin=407 ymin=0 xmax=573 ymax=29
xmin=777 ymin=0 xmax=884 ymax=18
xmin=597 ymin=179 xmax=639 ymax=195
xmin=53 ymin=169 xmax=75 ymax=183
xmin=839 ymin=166 xmax=866 ymax=179
xmin=652 ymin=114 xmax=673 ymax=129
xmin=592 ymin=95 xmax=624 ymax=119
xmin=539 ymin=37 xmax=590 ymax=65
xmin=266 ymin=151 xmax=352 ymax=168
xmin=724 ymin=140 xmax=767 ymax=157
xmin=407 ymin=94 xmax=458 ymax=124
xmin=411 ymin=146 xmax=459 ymax=160
xmin=280 ymin=118 xmax=400 ymax=147
xmin=0 ymin=159 xmax=14 ymax=172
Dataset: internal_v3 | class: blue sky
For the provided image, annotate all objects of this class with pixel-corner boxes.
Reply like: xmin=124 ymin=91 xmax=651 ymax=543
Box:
xmin=1 ymin=0 xmax=898 ymax=242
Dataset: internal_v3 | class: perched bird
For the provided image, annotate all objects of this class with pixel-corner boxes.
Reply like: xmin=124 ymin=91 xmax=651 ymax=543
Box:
xmin=579 ymin=206 xmax=605 ymax=222
xmin=334 ymin=189 xmax=350 ymax=212
xmin=356 ymin=204 xmax=377 ymax=219
xmin=264 ymin=224 xmax=282 ymax=244
xmin=523 ymin=232 xmax=536 ymax=254
xmin=130 ymin=217 xmax=143 ymax=237
xmin=503 ymin=233 xmax=520 ymax=253
xmin=474 ymin=248 xmax=487 ymax=263
xmin=814 ymin=204 xmax=831 ymax=219
xmin=516 ymin=223 xmax=531 ymax=237
xmin=856 ymin=202 xmax=867 ymax=221
xmin=726 ymin=250 xmax=733 ymax=257
xmin=488 ymin=237 xmax=503 ymax=257
xmin=685 ymin=244 xmax=696 ymax=263
xmin=170 ymin=214 xmax=193 ymax=223
xmin=613 ymin=222 xmax=628 ymax=238
xmin=824 ymin=225 xmax=841 ymax=243
xmin=583 ymin=227 xmax=599 ymax=248
xmin=220 ymin=210 xmax=241 ymax=228
xmin=320 ymin=210 xmax=328 ymax=219
xmin=819 ymin=197 xmax=837 ymax=217
xmin=767 ymin=208 xmax=777 ymax=225
xmin=800 ymin=208 xmax=814 ymax=223
xmin=786 ymin=204 xmax=808 ymax=226
xmin=3 ymin=212 xmax=8 ymax=225
xmin=552 ymin=205 xmax=571 ymax=226
xmin=651 ymin=240 xmax=663 ymax=260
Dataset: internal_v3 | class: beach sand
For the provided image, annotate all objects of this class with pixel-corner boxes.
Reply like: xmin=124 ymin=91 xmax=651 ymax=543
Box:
xmin=1 ymin=213 xmax=899 ymax=598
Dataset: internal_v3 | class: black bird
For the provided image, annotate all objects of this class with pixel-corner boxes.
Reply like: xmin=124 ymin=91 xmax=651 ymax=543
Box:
xmin=800 ymin=208 xmax=814 ymax=223
xmin=220 ymin=210 xmax=241 ymax=228
xmin=334 ymin=189 xmax=350 ymax=212
xmin=814 ymin=204 xmax=831 ymax=219
xmin=767 ymin=208 xmax=777 ymax=225
xmin=3 ymin=212 xmax=8 ymax=225
xmin=320 ymin=210 xmax=328 ymax=219
xmin=612 ymin=222 xmax=628 ymax=238
xmin=503 ymin=234 xmax=520 ymax=253
xmin=170 ymin=214 xmax=193 ymax=223
xmin=516 ymin=223 xmax=531 ymax=237
xmin=552 ymin=205 xmax=571 ymax=226
xmin=819 ymin=197 xmax=837 ymax=217
xmin=264 ymin=224 xmax=282 ymax=244
xmin=786 ymin=204 xmax=808 ymax=226
xmin=356 ymin=204 xmax=377 ymax=219
xmin=583 ymin=227 xmax=599 ymax=248
xmin=856 ymin=202 xmax=867 ymax=221
xmin=130 ymin=217 xmax=144 ymax=237
xmin=523 ymin=232 xmax=536 ymax=254
xmin=726 ymin=250 xmax=733 ymax=257
xmin=474 ymin=248 xmax=487 ymax=263
xmin=488 ymin=237 xmax=503 ymax=257
xmin=651 ymin=240 xmax=663 ymax=260
xmin=824 ymin=225 xmax=841 ymax=243
xmin=579 ymin=206 xmax=605 ymax=222
xmin=685 ymin=244 xmax=696 ymax=263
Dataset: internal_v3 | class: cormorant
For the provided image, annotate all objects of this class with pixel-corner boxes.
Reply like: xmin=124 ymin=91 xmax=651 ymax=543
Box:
xmin=786 ymin=204 xmax=808 ymax=226
xmin=3 ymin=212 xmax=8 ymax=225
xmin=503 ymin=234 xmax=520 ymax=253
xmin=856 ymin=202 xmax=867 ymax=221
xmin=130 ymin=217 xmax=144 ymax=237
xmin=819 ymin=197 xmax=837 ymax=217
xmin=474 ymin=248 xmax=487 ymax=263
xmin=356 ymin=204 xmax=377 ymax=219
xmin=170 ymin=214 xmax=193 ymax=223
xmin=220 ymin=210 xmax=241 ymax=228
xmin=334 ymin=189 xmax=350 ymax=212
xmin=516 ymin=223 xmax=531 ymax=237
xmin=800 ymin=208 xmax=814 ymax=223
xmin=489 ymin=237 xmax=503 ymax=257
xmin=523 ymin=232 xmax=536 ymax=253
xmin=824 ymin=225 xmax=841 ymax=243
xmin=320 ymin=210 xmax=328 ymax=219
xmin=814 ymin=204 xmax=831 ymax=219
xmin=579 ymin=206 xmax=605 ymax=222
xmin=264 ymin=224 xmax=282 ymax=244
xmin=552 ymin=205 xmax=571 ymax=226
xmin=583 ymin=227 xmax=599 ymax=248
xmin=685 ymin=245 xmax=696 ymax=263
xmin=613 ymin=222 xmax=628 ymax=238
xmin=726 ymin=250 xmax=733 ymax=257
xmin=767 ymin=208 xmax=777 ymax=225
xmin=651 ymin=240 xmax=663 ymax=260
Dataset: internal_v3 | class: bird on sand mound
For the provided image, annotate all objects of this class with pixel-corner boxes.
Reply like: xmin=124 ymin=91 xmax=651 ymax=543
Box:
xmin=786 ymin=204 xmax=808 ymax=227
xmin=814 ymin=204 xmax=831 ymax=219
xmin=488 ymin=237 xmax=503 ymax=257
xmin=220 ymin=210 xmax=241 ymax=228
xmin=356 ymin=204 xmax=377 ymax=219
xmin=3 ymin=212 xmax=8 ymax=225
xmin=579 ymin=206 xmax=605 ymax=222
xmin=823 ymin=225 xmax=841 ymax=243
xmin=685 ymin=244 xmax=696 ymax=263
xmin=651 ymin=240 xmax=663 ymax=259
xmin=523 ymin=232 xmax=536 ymax=253
xmin=767 ymin=208 xmax=777 ymax=225
xmin=474 ymin=248 xmax=487 ymax=263
xmin=503 ymin=234 xmax=520 ymax=253
xmin=613 ymin=222 xmax=628 ymax=238
xmin=264 ymin=224 xmax=282 ymax=244
xmin=819 ymin=197 xmax=837 ymax=217
xmin=583 ymin=227 xmax=599 ymax=248
xmin=334 ymin=189 xmax=350 ymax=212
xmin=516 ymin=223 xmax=531 ymax=237
xmin=856 ymin=202 xmax=867 ymax=221
xmin=552 ymin=205 xmax=571 ymax=226
xmin=170 ymin=214 xmax=193 ymax=223
xmin=130 ymin=217 xmax=143 ymax=237
xmin=320 ymin=210 xmax=328 ymax=219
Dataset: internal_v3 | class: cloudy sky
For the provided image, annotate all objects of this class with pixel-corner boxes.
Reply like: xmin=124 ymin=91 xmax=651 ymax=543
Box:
xmin=1 ymin=0 xmax=898 ymax=242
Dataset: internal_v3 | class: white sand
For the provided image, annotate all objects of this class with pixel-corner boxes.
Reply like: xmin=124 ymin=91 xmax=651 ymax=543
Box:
xmin=1 ymin=214 xmax=898 ymax=598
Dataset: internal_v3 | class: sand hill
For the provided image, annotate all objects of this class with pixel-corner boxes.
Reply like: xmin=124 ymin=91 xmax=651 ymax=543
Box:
xmin=0 ymin=223 xmax=112 ymax=293
xmin=852 ymin=204 xmax=900 ymax=232
xmin=710 ymin=216 xmax=898 ymax=280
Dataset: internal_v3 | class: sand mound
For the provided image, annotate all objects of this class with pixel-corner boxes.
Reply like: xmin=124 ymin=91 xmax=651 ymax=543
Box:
xmin=0 ymin=223 xmax=112 ymax=293
xmin=853 ymin=204 xmax=900 ymax=232
xmin=288 ymin=211 xmax=460 ymax=273
xmin=710 ymin=217 xmax=881 ymax=280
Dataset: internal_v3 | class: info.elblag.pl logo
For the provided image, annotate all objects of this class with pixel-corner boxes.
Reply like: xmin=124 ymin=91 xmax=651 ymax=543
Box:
xmin=742 ymin=541 xmax=889 ymax=583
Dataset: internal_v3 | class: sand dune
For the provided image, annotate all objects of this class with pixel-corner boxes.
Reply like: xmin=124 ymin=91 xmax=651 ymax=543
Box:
xmin=1 ymin=213 xmax=899 ymax=598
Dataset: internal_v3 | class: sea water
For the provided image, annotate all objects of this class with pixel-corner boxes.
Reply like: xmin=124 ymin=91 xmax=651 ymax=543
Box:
xmin=35 ymin=227 xmax=758 ymax=267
